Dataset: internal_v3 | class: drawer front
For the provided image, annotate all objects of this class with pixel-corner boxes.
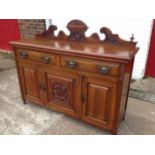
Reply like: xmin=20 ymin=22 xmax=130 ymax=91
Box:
xmin=16 ymin=49 xmax=60 ymax=66
xmin=61 ymin=56 xmax=120 ymax=77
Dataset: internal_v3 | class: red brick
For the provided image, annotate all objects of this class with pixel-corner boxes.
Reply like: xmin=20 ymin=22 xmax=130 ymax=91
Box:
xmin=18 ymin=19 xmax=46 ymax=39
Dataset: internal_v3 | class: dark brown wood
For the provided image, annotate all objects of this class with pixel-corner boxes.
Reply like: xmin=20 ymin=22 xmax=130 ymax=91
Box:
xmin=10 ymin=19 xmax=139 ymax=134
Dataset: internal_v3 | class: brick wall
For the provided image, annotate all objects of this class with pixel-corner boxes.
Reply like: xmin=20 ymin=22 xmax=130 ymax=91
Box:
xmin=18 ymin=19 xmax=46 ymax=39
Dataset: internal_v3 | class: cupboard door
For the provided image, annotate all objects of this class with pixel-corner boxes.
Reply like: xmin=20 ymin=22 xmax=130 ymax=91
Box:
xmin=43 ymin=69 xmax=80 ymax=118
xmin=18 ymin=63 xmax=42 ymax=105
xmin=82 ymin=77 xmax=117 ymax=129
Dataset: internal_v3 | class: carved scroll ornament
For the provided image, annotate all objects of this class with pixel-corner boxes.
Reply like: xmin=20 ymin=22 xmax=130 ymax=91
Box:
xmin=37 ymin=19 xmax=137 ymax=47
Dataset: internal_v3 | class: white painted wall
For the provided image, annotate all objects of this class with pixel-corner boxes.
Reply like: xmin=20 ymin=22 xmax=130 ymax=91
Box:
xmin=46 ymin=19 xmax=153 ymax=80
xmin=45 ymin=19 xmax=52 ymax=30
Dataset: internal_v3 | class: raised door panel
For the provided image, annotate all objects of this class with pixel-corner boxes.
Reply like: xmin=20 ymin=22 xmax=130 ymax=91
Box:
xmin=82 ymin=77 xmax=117 ymax=129
xmin=43 ymin=69 xmax=80 ymax=118
xmin=18 ymin=63 xmax=42 ymax=105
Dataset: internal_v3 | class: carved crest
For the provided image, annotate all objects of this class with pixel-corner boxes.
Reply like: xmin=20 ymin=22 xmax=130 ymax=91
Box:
xmin=37 ymin=19 xmax=137 ymax=47
xmin=67 ymin=20 xmax=88 ymax=41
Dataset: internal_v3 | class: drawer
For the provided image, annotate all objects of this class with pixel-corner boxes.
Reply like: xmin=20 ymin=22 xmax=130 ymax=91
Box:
xmin=16 ymin=49 xmax=60 ymax=66
xmin=61 ymin=56 xmax=120 ymax=77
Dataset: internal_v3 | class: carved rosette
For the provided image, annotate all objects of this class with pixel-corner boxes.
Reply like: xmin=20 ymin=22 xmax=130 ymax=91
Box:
xmin=49 ymin=76 xmax=73 ymax=107
xmin=52 ymin=82 xmax=68 ymax=101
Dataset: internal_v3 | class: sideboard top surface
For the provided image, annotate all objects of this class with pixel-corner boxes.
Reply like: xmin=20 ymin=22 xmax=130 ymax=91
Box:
xmin=10 ymin=19 xmax=139 ymax=62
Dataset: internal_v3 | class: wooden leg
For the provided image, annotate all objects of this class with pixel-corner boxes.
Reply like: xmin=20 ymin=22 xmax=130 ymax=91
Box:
xmin=22 ymin=98 xmax=27 ymax=104
xmin=111 ymin=128 xmax=118 ymax=135
xmin=111 ymin=129 xmax=117 ymax=135
xmin=123 ymin=111 xmax=127 ymax=121
xmin=123 ymin=114 xmax=126 ymax=120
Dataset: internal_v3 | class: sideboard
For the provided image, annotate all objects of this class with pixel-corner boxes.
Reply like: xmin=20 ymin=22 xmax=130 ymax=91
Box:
xmin=10 ymin=20 xmax=139 ymax=134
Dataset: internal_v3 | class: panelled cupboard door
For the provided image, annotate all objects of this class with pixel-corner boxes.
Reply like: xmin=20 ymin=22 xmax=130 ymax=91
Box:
xmin=43 ymin=69 xmax=80 ymax=118
xmin=82 ymin=77 xmax=117 ymax=129
xmin=18 ymin=63 xmax=43 ymax=105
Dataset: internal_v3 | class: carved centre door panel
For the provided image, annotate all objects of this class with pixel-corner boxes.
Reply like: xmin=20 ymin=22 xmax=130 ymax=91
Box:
xmin=43 ymin=69 xmax=80 ymax=118
xmin=82 ymin=77 xmax=117 ymax=129
xmin=47 ymin=75 xmax=73 ymax=108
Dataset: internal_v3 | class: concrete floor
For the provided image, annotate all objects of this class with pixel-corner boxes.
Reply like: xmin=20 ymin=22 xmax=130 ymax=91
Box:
xmin=0 ymin=52 xmax=15 ymax=71
xmin=131 ymin=77 xmax=155 ymax=94
xmin=0 ymin=52 xmax=155 ymax=135
xmin=129 ymin=77 xmax=155 ymax=103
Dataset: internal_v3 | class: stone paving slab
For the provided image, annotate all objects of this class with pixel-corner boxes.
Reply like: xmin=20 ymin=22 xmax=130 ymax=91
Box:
xmin=129 ymin=88 xmax=155 ymax=104
xmin=0 ymin=52 xmax=15 ymax=71
xmin=130 ymin=77 xmax=155 ymax=104
xmin=131 ymin=77 xmax=155 ymax=94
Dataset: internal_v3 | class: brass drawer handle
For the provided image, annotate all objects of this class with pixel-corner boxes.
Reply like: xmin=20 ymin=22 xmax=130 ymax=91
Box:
xmin=97 ymin=66 xmax=110 ymax=74
xmin=42 ymin=56 xmax=51 ymax=64
xmin=66 ymin=60 xmax=77 ymax=69
xmin=19 ymin=52 xmax=28 ymax=59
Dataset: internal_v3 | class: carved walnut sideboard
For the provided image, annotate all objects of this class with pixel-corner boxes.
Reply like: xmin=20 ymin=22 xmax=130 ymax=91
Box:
xmin=10 ymin=20 xmax=139 ymax=134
